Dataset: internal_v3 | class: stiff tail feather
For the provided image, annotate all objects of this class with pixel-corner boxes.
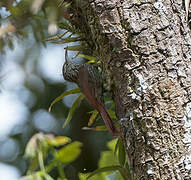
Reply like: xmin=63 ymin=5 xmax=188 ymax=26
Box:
xmin=98 ymin=104 xmax=120 ymax=137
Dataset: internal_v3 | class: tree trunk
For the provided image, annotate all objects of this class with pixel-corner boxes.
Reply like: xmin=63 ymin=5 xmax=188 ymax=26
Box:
xmin=72 ymin=0 xmax=191 ymax=179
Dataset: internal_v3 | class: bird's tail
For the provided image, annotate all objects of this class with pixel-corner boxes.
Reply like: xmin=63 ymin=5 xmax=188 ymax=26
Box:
xmin=98 ymin=104 xmax=120 ymax=137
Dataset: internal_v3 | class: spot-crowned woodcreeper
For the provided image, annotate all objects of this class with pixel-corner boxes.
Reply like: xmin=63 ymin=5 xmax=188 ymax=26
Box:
xmin=62 ymin=48 xmax=120 ymax=137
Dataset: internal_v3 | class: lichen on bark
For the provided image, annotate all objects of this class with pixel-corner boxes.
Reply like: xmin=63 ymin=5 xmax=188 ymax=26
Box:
xmin=71 ymin=0 xmax=191 ymax=179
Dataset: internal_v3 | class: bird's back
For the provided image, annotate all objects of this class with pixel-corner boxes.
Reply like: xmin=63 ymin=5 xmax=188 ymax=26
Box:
xmin=78 ymin=64 xmax=103 ymax=108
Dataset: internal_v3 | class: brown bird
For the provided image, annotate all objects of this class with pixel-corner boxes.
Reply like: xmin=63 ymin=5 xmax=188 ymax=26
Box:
xmin=62 ymin=48 xmax=120 ymax=136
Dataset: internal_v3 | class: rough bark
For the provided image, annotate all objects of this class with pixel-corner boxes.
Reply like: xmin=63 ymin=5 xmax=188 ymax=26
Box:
xmin=72 ymin=0 xmax=191 ymax=179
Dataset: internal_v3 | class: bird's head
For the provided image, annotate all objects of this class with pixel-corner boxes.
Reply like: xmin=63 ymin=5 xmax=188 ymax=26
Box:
xmin=62 ymin=47 xmax=81 ymax=83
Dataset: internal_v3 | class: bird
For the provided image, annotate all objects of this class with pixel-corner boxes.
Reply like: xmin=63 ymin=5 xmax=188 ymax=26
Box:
xmin=62 ymin=47 xmax=120 ymax=137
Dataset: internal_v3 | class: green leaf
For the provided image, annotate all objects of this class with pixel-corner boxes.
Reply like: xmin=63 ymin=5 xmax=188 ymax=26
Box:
xmin=45 ymin=31 xmax=68 ymax=41
xmin=94 ymin=126 xmax=107 ymax=131
xmin=98 ymin=139 xmax=119 ymax=176
xmin=94 ymin=139 xmax=125 ymax=179
xmin=114 ymin=138 xmax=120 ymax=161
xmin=24 ymin=133 xmax=55 ymax=172
xmin=86 ymin=165 xmax=129 ymax=180
xmin=88 ymin=110 xmax=99 ymax=126
xmin=82 ymin=125 xmax=107 ymax=132
xmin=107 ymin=138 xmax=118 ymax=151
xmin=57 ymin=161 xmax=66 ymax=179
xmin=42 ymin=173 xmax=54 ymax=180
xmin=62 ymin=94 xmax=84 ymax=128
xmin=59 ymin=0 xmax=72 ymax=8
xmin=38 ymin=149 xmax=45 ymax=172
xmin=87 ymin=60 xmax=96 ymax=64
xmin=24 ymin=133 xmax=49 ymax=158
xmin=118 ymin=138 xmax=126 ymax=167
xmin=45 ymin=160 xmax=56 ymax=173
xmin=47 ymin=136 xmax=71 ymax=147
xmin=114 ymin=138 xmax=126 ymax=167
xmin=27 ymin=156 xmax=40 ymax=172
xmin=48 ymin=88 xmax=81 ymax=112
xmin=78 ymin=54 xmax=96 ymax=61
xmin=107 ymin=109 xmax=116 ymax=119
xmin=114 ymin=139 xmax=132 ymax=179
xmin=67 ymin=45 xmax=84 ymax=51
xmin=58 ymin=20 xmax=80 ymax=34
xmin=20 ymin=173 xmax=42 ymax=180
xmin=53 ymin=37 xmax=82 ymax=44
xmin=78 ymin=172 xmax=103 ymax=180
xmin=78 ymin=54 xmax=102 ymax=64
xmin=55 ymin=141 xmax=82 ymax=164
